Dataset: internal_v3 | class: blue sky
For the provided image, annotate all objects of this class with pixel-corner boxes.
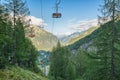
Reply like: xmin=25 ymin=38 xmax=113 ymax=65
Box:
xmin=26 ymin=0 xmax=103 ymax=35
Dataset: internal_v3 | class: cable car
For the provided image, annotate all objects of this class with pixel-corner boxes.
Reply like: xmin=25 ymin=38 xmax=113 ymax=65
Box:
xmin=52 ymin=13 xmax=61 ymax=18
xmin=29 ymin=33 xmax=35 ymax=38
xmin=28 ymin=26 xmax=35 ymax=38
xmin=52 ymin=0 xmax=62 ymax=18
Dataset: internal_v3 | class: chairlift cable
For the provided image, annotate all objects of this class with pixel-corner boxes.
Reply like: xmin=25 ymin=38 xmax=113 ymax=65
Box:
xmin=51 ymin=18 xmax=55 ymax=33
xmin=25 ymin=0 xmax=35 ymax=38
xmin=40 ymin=0 xmax=44 ymax=28
xmin=40 ymin=0 xmax=43 ymax=20
xmin=51 ymin=0 xmax=62 ymax=33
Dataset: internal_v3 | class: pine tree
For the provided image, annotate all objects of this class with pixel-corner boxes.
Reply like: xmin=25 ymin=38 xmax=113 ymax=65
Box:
xmin=65 ymin=61 xmax=76 ymax=80
xmin=0 ymin=0 xmax=39 ymax=73
xmin=73 ymin=49 xmax=88 ymax=79
xmin=87 ymin=22 xmax=112 ymax=80
xmin=49 ymin=42 xmax=71 ymax=80
xmin=5 ymin=0 xmax=30 ymax=64
xmin=0 ymin=4 xmax=13 ymax=68
xmin=98 ymin=0 xmax=120 ymax=80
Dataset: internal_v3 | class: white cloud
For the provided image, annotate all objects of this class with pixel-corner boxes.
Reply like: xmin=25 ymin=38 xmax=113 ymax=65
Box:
xmin=56 ymin=32 xmax=73 ymax=36
xmin=55 ymin=32 xmax=74 ymax=38
xmin=27 ymin=16 xmax=47 ymax=27
xmin=56 ymin=18 xmax=98 ymax=37
xmin=68 ymin=19 xmax=98 ymax=32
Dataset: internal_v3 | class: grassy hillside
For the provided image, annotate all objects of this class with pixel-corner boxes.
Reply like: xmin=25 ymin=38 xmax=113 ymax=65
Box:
xmin=27 ymin=26 xmax=59 ymax=51
xmin=0 ymin=66 xmax=48 ymax=80
xmin=67 ymin=26 xmax=99 ymax=45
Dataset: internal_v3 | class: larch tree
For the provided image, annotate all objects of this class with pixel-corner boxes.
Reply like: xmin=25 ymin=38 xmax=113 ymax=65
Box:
xmin=0 ymin=1 xmax=13 ymax=68
xmin=5 ymin=0 xmax=30 ymax=64
xmin=49 ymin=42 xmax=71 ymax=80
xmin=99 ymin=0 xmax=120 ymax=80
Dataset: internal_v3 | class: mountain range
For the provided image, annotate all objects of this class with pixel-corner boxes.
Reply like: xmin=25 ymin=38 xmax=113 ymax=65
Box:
xmin=67 ymin=25 xmax=103 ymax=52
xmin=27 ymin=26 xmax=59 ymax=51
xmin=26 ymin=25 xmax=99 ymax=51
xmin=66 ymin=26 xmax=99 ymax=45
xmin=58 ymin=31 xmax=85 ymax=44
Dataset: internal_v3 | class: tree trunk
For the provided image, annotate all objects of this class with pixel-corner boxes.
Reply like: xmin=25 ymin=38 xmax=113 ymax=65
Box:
xmin=110 ymin=0 xmax=115 ymax=80
xmin=13 ymin=2 xmax=17 ymax=65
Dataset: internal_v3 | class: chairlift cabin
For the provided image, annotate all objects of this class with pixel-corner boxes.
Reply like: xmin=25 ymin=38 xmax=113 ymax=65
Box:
xmin=52 ymin=13 xmax=61 ymax=18
xmin=29 ymin=33 xmax=35 ymax=38
xmin=28 ymin=24 xmax=35 ymax=38
xmin=52 ymin=0 xmax=62 ymax=18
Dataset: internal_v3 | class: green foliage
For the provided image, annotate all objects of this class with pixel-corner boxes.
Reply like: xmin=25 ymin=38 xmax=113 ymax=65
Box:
xmin=0 ymin=34 xmax=13 ymax=68
xmin=0 ymin=66 xmax=49 ymax=80
xmin=74 ymin=49 xmax=89 ymax=78
xmin=0 ymin=0 xmax=40 ymax=74
xmin=83 ymin=21 xmax=120 ymax=80
xmin=0 ymin=5 xmax=13 ymax=68
xmin=65 ymin=61 xmax=76 ymax=80
xmin=49 ymin=43 xmax=73 ymax=80
xmin=99 ymin=1 xmax=120 ymax=79
xmin=67 ymin=20 xmax=120 ymax=80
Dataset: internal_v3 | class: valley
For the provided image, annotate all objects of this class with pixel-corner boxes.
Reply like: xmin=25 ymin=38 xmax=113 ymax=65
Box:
xmin=0 ymin=0 xmax=120 ymax=80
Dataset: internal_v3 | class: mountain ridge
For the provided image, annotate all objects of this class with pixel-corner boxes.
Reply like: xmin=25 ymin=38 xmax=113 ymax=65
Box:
xmin=59 ymin=31 xmax=85 ymax=44
xmin=66 ymin=26 xmax=99 ymax=45
xmin=27 ymin=26 xmax=59 ymax=51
